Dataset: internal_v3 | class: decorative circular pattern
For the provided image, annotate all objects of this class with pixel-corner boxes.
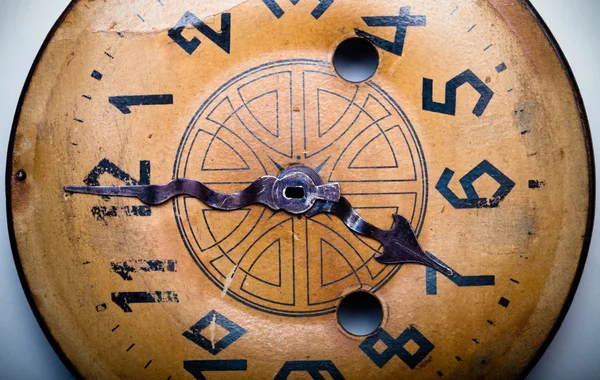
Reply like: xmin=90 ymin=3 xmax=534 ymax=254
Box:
xmin=173 ymin=59 xmax=427 ymax=316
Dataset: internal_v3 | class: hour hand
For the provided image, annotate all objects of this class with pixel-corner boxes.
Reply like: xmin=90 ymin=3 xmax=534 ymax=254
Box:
xmin=306 ymin=197 xmax=453 ymax=276
xmin=65 ymin=173 xmax=340 ymax=214
xmin=65 ymin=177 xmax=276 ymax=209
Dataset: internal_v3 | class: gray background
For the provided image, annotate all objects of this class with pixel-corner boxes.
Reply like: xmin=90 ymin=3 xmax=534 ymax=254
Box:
xmin=0 ymin=1 xmax=598 ymax=378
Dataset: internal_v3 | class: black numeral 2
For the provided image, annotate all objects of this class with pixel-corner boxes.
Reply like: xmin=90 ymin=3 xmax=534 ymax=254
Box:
xmin=168 ymin=11 xmax=231 ymax=54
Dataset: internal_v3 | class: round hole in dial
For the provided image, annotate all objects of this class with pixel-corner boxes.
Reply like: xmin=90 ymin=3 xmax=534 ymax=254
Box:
xmin=337 ymin=291 xmax=383 ymax=336
xmin=333 ymin=37 xmax=380 ymax=83
xmin=284 ymin=186 xmax=305 ymax=199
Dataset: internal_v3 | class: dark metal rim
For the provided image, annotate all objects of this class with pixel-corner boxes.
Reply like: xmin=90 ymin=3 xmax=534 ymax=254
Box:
xmin=518 ymin=1 xmax=596 ymax=379
xmin=4 ymin=1 xmax=595 ymax=379
xmin=5 ymin=2 xmax=84 ymax=378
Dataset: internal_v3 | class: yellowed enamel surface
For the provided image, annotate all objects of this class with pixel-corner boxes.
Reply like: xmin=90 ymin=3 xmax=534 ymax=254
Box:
xmin=9 ymin=0 xmax=591 ymax=379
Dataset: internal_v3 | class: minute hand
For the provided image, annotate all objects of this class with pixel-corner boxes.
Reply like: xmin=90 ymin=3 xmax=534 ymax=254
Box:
xmin=306 ymin=197 xmax=453 ymax=276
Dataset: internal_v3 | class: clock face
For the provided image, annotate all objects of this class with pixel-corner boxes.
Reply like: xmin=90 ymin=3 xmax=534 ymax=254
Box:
xmin=7 ymin=0 xmax=593 ymax=379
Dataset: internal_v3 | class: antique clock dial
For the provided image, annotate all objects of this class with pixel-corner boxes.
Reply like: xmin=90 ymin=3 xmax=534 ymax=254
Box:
xmin=7 ymin=0 xmax=593 ymax=379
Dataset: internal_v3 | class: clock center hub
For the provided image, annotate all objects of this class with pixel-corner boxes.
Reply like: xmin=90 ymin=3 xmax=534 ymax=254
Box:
xmin=272 ymin=164 xmax=340 ymax=214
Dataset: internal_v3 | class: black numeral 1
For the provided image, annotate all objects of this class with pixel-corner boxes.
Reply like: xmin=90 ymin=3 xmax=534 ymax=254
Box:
xmin=184 ymin=360 xmax=247 ymax=379
xmin=109 ymin=95 xmax=173 ymax=114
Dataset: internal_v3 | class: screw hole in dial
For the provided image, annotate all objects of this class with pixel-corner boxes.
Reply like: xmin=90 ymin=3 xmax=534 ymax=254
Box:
xmin=284 ymin=186 xmax=305 ymax=199
xmin=337 ymin=291 xmax=383 ymax=336
xmin=333 ymin=37 xmax=380 ymax=83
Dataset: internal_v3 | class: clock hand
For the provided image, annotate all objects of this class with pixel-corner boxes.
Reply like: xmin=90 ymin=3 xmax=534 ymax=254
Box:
xmin=66 ymin=164 xmax=449 ymax=275
xmin=66 ymin=177 xmax=279 ymax=209
xmin=65 ymin=173 xmax=340 ymax=214
xmin=306 ymin=197 xmax=453 ymax=276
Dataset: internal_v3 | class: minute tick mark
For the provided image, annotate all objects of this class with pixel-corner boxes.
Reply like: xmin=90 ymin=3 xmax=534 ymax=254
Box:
xmin=498 ymin=297 xmax=510 ymax=308
xmin=495 ymin=62 xmax=508 ymax=73
xmin=91 ymin=70 xmax=103 ymax=81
